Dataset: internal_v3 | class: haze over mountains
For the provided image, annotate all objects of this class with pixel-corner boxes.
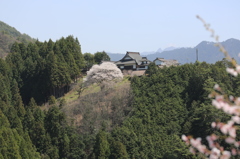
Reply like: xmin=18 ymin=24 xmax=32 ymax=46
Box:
xmin=107 ymin=38 xmax=240 ymax=64
xmin=1 ymin=20 xmax=240 ymax=65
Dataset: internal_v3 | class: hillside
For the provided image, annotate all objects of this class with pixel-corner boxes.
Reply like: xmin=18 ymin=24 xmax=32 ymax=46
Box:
xmin=1 ymin=21 xmax=240 ymax=158
xmin=0 ymin=21 xmax=35 ymax=57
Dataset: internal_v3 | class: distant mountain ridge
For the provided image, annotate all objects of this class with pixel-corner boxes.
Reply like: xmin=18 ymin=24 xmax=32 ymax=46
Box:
xmin=0 ymin=21 xmax=35 ymax=57
xmin=107 ymin=38 xmax=240 ymax=64
xmin=1 ymin=21 xmax=239 ymax=64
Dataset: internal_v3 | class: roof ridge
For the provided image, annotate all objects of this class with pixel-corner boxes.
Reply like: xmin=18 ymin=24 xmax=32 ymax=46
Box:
xmin=127 ymin=51 xmax=140 ymax=54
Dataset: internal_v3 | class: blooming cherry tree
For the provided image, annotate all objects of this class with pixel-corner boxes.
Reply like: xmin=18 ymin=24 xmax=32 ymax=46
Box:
xmin=85 ymin=62 xmax=123 ymax=85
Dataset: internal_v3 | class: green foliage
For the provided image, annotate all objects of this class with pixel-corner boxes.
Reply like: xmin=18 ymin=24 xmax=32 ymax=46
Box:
xmin=107 ymin=61 xmax=234 ymax=158
xmin=84 ymin=52 xmax=95 ymax=70
xmin=145 ymin=62 xmax=158 ymax=76
xmin=59 ymin=98 xmax=66 ymax=108
xmin=94 ymin=51 xmax=110 ymax=64
xmin=5 ymin=35 xmax=84 ymax=104
xmin=48 ymin=95 xmax=56 ymax=105
xmin=93 ymin=130 xmax=110 ymax=159
xmin=1 ymin=25 xmax=238 ymax=158
xmin=109 ymin=140 xmax=128 ymax=159
xmin=0 ymin=34 xmax=88 ymax=158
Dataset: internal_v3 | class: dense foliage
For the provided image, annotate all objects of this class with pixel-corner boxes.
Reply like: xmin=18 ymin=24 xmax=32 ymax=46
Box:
xmin=1 ymin=31 xmax=240 ymax=158
xmin=106 ymin=61 xmax=236 ymax=158
xmin=94 ymin=51 xmax=110 ymax=64
xmin=0 ymin=65 xmax=83 ymax=159
xmin=0 ymin=35 xmax=87 ymax=158
xmin=6 ymin=36 xmax=85 ymax=104
xmin=68 ymin=60 xmax=238 ymax=159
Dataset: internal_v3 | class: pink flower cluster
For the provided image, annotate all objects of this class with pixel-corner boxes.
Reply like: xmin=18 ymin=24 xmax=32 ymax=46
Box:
xmin=226 ymin=65 xmax=240 ymax=77
xmin=182 ymin=134 xmax=233 ymax=159
xmin=182 ymin=84 xmax=240 ymax=159
xmin=187 ymin=16 xmax=240 ymax=159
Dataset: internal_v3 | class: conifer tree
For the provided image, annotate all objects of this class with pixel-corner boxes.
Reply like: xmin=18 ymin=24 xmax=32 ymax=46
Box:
xmin=10 ymin=42 xmax=21 ymax=53
xmin=93 ymin=130 xmax=110 ymax=159
xmin=6 ymin=52 xmax=24 ymax=87
xmin=110 ymin=141 xmax=128 ymax=159
xmin=94 ymin=51 xmax=110 ymax=64
xmin=11 ymin=79 xmax=25 ymax=120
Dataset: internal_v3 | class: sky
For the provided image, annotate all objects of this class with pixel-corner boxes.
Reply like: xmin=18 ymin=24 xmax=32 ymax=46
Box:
xmin=0 ymin=0 xmax=240 ymax=54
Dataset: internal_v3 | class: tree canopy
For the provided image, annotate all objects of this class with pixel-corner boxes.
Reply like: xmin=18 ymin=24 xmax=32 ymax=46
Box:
xmin=94 ymin=51 xmax=110 ymax=64
xmin=1 ymin=31 xmax=239 ymax=158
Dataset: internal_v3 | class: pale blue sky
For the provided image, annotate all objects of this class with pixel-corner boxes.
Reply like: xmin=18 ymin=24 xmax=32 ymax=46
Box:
xmin=1 ymin=0 xmax=239 ymax=53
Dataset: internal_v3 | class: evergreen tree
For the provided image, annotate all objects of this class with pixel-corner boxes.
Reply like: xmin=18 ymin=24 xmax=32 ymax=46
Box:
xmin=110 ymin=141 xmax=128 ymax=159
xmin=11 ymin=79 xmax=25 ymax=120
xmin=94 ymin=51 xmax=110 ymax=64
xmin=93 ymin=130 xmax=110 ymax=159
xmin=84 ymin=52 xmax=95 ymax=70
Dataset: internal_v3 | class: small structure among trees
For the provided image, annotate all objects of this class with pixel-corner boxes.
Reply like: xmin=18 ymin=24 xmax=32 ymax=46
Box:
xmin=115 ymin=52 xmax=151 ymax=70
xmin=114 ymin=52 xmax=179 ymax=76
xmin=153 ymin=58 xmax=180 ymax=68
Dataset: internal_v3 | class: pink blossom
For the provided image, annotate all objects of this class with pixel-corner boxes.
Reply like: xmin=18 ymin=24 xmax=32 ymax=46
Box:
xmin=210 ymin=147 xmax=221 ymax=159
xmin=216 ymin=95 xmax=224 ymax=101
xmin=221 ymin=151 xmax=231 ymax=159
xmin=227 ymin=120 xmax=234 ymax=126
xmin=208 ymin=141 xmax=214 ymax=148
xmin=229 ymin=127 xmax=236 ymax=138
xmin=236 ymin=65 xmax=240 ymax=73
xmin=232 ymin=106 xmax=240 ymax=116
xmin=211 ymin=134 xmax=218 ymax=140
xmin=206 ymin=134 xmax=218 ymax=149
xmin=226 ymin=68 xmax=238 ymax=77
xmin=234 ymin=142 xmax=239 ymax=147
xmin=196 ymin=144 xmax=206 ymax=154
xmin=231 ymin=116 xmax=240 ymax=124
xmin=189 ymin=147 xmax=195 ymax=154
xmin=220 ymin=124 xmax=230 ymax=134
xmin=225 ymin=137 xmax=235 ymax=144
xmin=214 ymin=84 xmax=220 ymax=90
xmin=228 ymin=106 xmax=237 ymax=114
xmin=231 ymin=149 xmax=237 ymax=155
xmin=222 ymin=103 xmax=231 ymax=114
xmin=212 ymin=100 xmax=222 ymax=109
xmin=229 ymin=95 xmax=234 ymax=101
xmin=181 ymin=134 xmax=187 ymax=141
xmin=235 ymin=97 xmax=240 ymax=105
xmin=209 ymin=154 xmax=219 ymax=159
xmin=190 ymin=138 xmax=202 ymax=148
xmin=211 ymin=122 xmax=216 ymax=128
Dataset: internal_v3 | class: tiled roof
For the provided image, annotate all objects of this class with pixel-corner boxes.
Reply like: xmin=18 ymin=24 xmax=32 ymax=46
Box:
xmin=116 ymin=51 xmax=152 ymax=66
xmin=126 ymin=52 xmax=142 ymax=65
xmin=115 ymin=60 xmax=136 ymax=65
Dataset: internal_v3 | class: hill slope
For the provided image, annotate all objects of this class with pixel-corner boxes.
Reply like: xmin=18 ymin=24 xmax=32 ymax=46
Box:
xmin=0 ymin=21 xmax=35 ymax=57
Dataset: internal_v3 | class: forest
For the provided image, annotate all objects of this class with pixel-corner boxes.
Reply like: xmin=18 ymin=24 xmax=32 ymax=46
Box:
xmin=0 ymin=34 xmax=239 ymax=159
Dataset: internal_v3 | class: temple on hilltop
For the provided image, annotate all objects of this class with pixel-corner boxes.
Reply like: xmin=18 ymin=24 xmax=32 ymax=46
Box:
xmin=115 ymin=51 xmax=151 ymax=70
xmin=101 ymin=51 xmax=179 ymax=76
